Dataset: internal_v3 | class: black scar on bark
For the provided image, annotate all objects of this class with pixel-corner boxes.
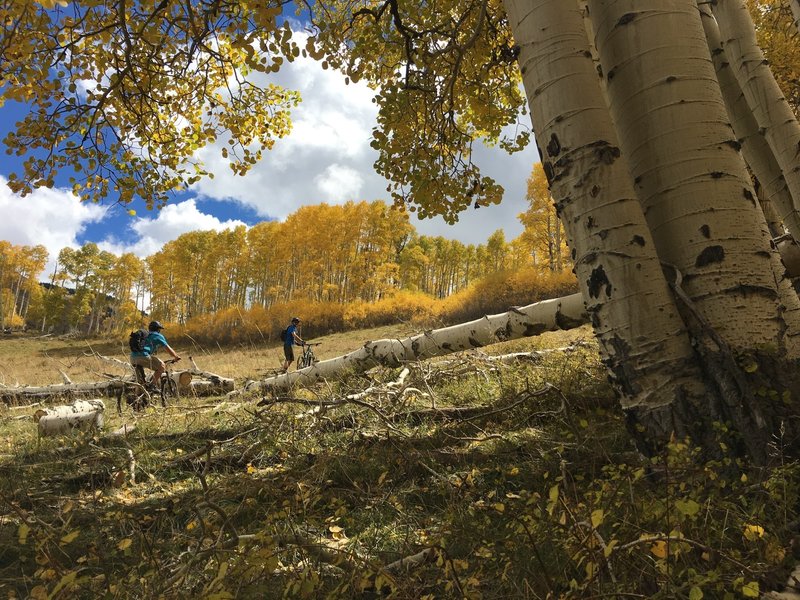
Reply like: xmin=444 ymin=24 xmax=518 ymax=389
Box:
xmin=547 ymin=133 xmax=561 ymax=157
xmin=700 ymin=225 xmax=711 ymax=239
xmin=743 ymin=188 xmax=756 ymax=205
xmin=591 ymin=185 xmax=600 ymax=198
xmin=723 ymin=139 xmax=742 ymax=151
xmin=617 ymin=13 xmax=636 ymax=26
xmin=710 ymin=171 xmax=724 ymax=179
xmin=666 ymin=76 xmax=677 ymax=83
xmin=695 ymin=245 xmax=725 ymax=268
xmin=543 ymin=161 xmax=555 ymax=185
xmin=571 ymin=248 xmax=577 ymax=260
xmin=587 ymin=265 xmax=612 ymax=299
xmin=587 ymin=216 xmax=595 ymax=229
xmin=524 ymin=322 xmax=548 ymax=336
xmin=631 ymin=235 xmax=645 ymax=246
xmin=587 ymin=140 xmax=620 ymax=165
xmin=604 ymin=335 xmax=639 ymax=397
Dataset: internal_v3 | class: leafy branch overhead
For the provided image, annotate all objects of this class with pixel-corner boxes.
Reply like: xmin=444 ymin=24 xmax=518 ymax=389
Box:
xmin=1 ymin=0 xmax=301 ymax=208
xmin=305 ymin=0 xmax=529 ymax=222
xmin=0 ymin=0 xmax=528 ymax=221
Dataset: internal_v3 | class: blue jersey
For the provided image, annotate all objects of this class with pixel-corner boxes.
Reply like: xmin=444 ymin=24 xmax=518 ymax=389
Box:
xmin=131 ymin=331 xmax=168 ymax=357
xmin=284 ymin=324 xmax=299 ymax=347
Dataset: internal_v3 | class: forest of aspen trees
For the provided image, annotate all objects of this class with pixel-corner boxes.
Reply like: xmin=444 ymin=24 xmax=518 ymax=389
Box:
xmin=0 ymin=187 xmax=573 ymax=342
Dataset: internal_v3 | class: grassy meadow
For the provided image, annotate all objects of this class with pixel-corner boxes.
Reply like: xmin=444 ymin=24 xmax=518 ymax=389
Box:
xmin=0 ymin=325 xmax=797 ymax=599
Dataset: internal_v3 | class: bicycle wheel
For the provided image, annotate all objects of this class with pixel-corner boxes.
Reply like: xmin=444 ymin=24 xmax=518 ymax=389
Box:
xmin=160 ymin=376 xmax=178 ymax=407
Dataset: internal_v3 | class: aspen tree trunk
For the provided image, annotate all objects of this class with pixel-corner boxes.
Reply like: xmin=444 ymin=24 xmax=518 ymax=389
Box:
xmin=588 ymin=0 xmax=794 ymax=351
xmin=504 ymin=0 xmax=709 ymax=444
xmin=698 ymin=4 xmax=800 ymax=274
xmin=586 ymin=0 xmax=800 ymax=459
xmin=790 ymin=0 xmax=800 ymax=35
xmin=711 ymin=0 xmax=800 ymax=215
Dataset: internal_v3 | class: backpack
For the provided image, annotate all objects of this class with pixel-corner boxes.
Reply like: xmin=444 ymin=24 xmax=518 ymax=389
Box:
xmin=279 ymin=328 xmax=288 ymax=343
xmin=129 ymin=329 xmax=148 ymax=353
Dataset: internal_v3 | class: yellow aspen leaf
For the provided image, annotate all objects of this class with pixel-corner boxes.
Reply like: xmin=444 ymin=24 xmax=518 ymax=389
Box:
xmin=650 ymin=541 xmax=668 ymax=559
xmin=591 ymin=509 xmax=604 ymax=528
xmin=741 ymin=581 xmax=759 ymax=597
xmin=117 ymin=538 xmax=132 ymax=551
xmin=18 ymin=523 xmax=30 ymax=545
xmin=689 ymin=587 xmax=703 ymax=600
xmin=29 ymin=585 xmax=48 ymax=600
xmin=246 ymin=463 xmax=256 ymax=474
xmin=377 ymin=471 xmax=388 ymax=485
xmin=603 ymin=539 xmax=618 ymax=557
xmin=743 ymin=524 xmax=765 ymax=541
xmin=127 ymin=209 xmax=136 ymax=216
xmin=675 ymin=499 xmax=700 ymax=517
xmin=60 ymin=530 xmax=79 ymax=545
xmin=493 ymin=502 xmax=505 ymax=513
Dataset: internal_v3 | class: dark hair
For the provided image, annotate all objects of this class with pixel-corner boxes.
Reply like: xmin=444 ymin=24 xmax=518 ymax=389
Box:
xmin=291 ymin=317 xmax=300 ymax=323
xmin=148 ymin=320 xmax=164 ymax=331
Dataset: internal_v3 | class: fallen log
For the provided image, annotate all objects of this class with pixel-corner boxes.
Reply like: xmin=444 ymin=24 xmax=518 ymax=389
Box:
xmin=4 ymin=356 xmax=235 ymax=404
xmin=242 ymin=293 xmax=588 ymax=394
xmin=34 ymin=399 xmax=105 ymax=437
xmin=1 ymin=380 xmax=126 ymax=403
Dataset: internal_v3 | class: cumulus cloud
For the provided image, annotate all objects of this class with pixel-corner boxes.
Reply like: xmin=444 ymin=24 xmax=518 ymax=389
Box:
xmin=98 ymin=199 xmax=248 ymax=258
xmin=0 ymin=178 xmax=107 ymax=276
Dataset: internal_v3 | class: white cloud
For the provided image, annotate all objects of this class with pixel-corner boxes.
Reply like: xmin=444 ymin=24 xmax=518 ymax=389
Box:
xmin=98 ymin=199 xmax=248 ymax=258
xmin=314 ymin=164 xmax=363 ymax=200
xmin=0 ymin=178 xmax=107 ymax=276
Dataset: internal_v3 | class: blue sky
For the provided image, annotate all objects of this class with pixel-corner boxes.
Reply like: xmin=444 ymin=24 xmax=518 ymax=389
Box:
xmin=0 ymin=29 xmax=539 ymax=279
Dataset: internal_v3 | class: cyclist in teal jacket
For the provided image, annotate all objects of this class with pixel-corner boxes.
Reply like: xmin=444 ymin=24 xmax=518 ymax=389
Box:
xmin=130 ymin=321 xmax=181 ymax=388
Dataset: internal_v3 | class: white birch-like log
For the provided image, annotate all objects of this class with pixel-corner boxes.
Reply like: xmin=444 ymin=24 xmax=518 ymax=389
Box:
xmin=244 ymin=293 xmax=588 ymax=394
xmin=2 ymin=380 xmax=126 ymax=401
xmin=588 ymin=0 xmax=798 ymax=355
xmin=505 ymin=0 xmax=706 ymax=410
xmin=711 ymin=0 xmax=800 ymax=217
xmin=697 ymin=5 xmax=800 ymax=241
xmin=35 ymin=399 xmax=105 ymax=437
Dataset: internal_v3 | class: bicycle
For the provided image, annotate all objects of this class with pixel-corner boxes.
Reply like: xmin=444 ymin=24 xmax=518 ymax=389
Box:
xmin=117 ymin=357 xmax=181 ymax=414
xmin=297 ymin=342 xmax=321 ymax=369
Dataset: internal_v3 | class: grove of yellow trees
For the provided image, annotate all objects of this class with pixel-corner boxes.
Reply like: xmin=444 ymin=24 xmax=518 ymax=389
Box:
xmin=4 ymin=196 xmax=576 ymax=341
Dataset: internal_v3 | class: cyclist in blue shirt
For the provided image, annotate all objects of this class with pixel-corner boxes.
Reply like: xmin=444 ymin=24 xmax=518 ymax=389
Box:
xmin=130 ymin=321 xmax=181 ymax=388
xmin=281 ymin=317 xmax=304 ymax=373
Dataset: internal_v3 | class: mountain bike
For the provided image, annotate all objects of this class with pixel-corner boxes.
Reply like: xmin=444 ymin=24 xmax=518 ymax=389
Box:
xmin=297 ymin=343 xmax=320 ymax=369
xmin=118 ymin=357 xmax=181 ymax=414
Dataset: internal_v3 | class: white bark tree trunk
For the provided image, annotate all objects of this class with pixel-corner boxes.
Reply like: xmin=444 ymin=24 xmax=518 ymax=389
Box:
xmin=246 ymin=293 xmax=588 ymax=393
xmin=697 ymin=5 xmax=800 ymax=240
xmin=711 ymin=0 xmax=800 ymax=216
xmin=504 ymin=0 xmax=706 ymax=413
xmin=588 ymin=0 xmax=798 ymax=356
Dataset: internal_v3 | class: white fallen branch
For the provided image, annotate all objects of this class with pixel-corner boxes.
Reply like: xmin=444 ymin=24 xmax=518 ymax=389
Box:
xmin=241 ymin=293 xmax=587 ymax=395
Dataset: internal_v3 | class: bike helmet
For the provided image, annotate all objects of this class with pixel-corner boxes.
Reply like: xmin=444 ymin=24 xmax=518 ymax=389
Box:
xmin=291 ymin=316 xmax=301 ymax=323
xmin=148 ymin=320 xmax=165 ymax=331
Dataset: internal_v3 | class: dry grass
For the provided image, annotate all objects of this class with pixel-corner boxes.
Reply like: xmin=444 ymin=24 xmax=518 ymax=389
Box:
xmin=0 ymin=324 xmax=594 ymax=388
